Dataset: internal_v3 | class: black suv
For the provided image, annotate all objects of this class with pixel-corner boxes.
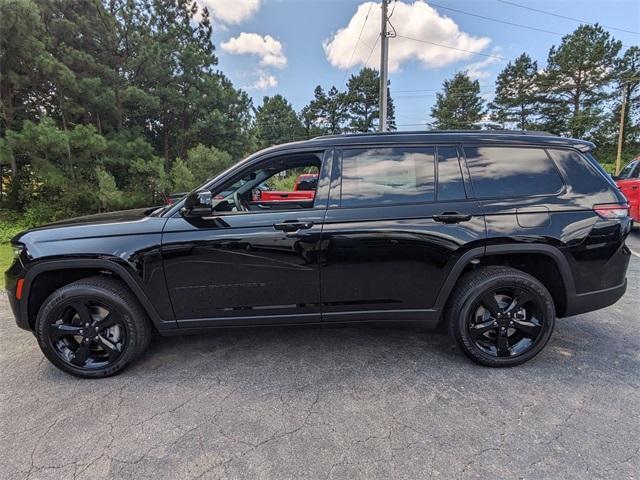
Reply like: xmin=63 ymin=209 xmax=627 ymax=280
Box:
xmin=6 ymin=131 xmax=632 ymax=377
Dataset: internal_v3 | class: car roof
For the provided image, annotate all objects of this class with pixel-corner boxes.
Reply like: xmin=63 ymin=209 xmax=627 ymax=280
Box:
xmin=263 ymin=130 xmax=595 ymax=153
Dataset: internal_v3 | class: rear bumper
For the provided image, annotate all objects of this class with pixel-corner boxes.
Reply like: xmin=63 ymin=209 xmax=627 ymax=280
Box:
xmin=563 ymin=279 xmax=627 ymax=317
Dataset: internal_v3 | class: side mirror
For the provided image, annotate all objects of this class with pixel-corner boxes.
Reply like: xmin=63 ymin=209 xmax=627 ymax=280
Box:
xmin=182 ymin=190 xmax=213 ymax=217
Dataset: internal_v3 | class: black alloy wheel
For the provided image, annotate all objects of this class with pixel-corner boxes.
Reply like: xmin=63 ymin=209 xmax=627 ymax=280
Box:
xmin=48 ymin=300 xmax=127 ymax=369
xmin=35 ymin=277 xmax=151 ymax=378
xmin=447 ymin=266 xmax=555 ymax=367
xmin=468 ymin=288 xmax=544 ymax=358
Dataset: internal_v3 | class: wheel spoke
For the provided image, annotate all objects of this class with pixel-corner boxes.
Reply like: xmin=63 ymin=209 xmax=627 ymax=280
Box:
xmin=96 ymin=335 xmax=121 ymax=361
xmin=70 ymin=340 xmax=91 ymax=367
xmin=496 ymin=331 xmax=510 ymax=357
xmin=506 ymin=289 xmax=534 ymax=312
xmin=512 ymin=318 xmax=542 ymax=338
xmin=70 ymin=300 xmax=92 ymax=326
xmin=95 ymin=313 xmax=118 ymax=332
xmin=480 ymin=292 xmax=501 ymax=317
xmin=50 ymin=323 xmax=83 ymax=337
xmin=469 ymin=320 xmax=496 ymax=340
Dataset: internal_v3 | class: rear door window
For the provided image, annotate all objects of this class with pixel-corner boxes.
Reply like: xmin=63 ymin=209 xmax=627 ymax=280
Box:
xmin=340 ymin=147 xmax=435 ymax=207
xmin=437 ymin=146 xmax=466 ymax=201
xmin=464 ymin=146 xmax=564 ymax=199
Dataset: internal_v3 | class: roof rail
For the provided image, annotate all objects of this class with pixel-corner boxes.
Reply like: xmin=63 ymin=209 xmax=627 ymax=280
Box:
xmin=311 ymin=129 xmax=554 ymax=140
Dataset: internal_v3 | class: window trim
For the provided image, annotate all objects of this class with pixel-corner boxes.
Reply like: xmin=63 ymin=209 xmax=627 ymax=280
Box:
xmin=171 ymin=148 xmax=332 ymax=218
xmin=435 ymin=145 xmax=468 ymax=202
xmin=461 ymin=144 xmax=567 ymax=201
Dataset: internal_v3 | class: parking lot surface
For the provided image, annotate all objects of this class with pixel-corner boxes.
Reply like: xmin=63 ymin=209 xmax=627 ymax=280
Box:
xmin=1 ymin=230 xmax=639 ymax=480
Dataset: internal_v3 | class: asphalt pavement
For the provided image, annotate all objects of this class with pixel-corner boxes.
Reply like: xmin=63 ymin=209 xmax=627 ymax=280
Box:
xmin=1 ymin=229 xmax=639 ymax=480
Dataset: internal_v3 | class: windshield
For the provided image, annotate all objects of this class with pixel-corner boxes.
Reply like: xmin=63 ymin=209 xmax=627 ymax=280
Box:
xmin=618 ymin=161 xmax=638 ymax=179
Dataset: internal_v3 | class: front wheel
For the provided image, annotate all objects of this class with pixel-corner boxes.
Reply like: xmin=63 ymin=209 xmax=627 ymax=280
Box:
xmin=446 ymin=266 xmax=556 ymax=367
xmin=35 ymin=277 xmax=152 ymax=378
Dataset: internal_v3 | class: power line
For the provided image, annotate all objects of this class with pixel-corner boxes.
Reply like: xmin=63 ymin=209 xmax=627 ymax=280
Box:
xmin=396 ymin=34 xmax=508 ymax=60
xmin=497 ymin=0 xmax=640 ymax=36
xmin=428 ymin=2 xmax=564 ymax=37
xmin=341 ymin=2 xmax=375 ymax=87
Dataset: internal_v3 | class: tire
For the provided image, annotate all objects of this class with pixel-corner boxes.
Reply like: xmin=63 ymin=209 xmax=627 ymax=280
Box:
xmin=35 ymin=276 xmax=152 ymax=378
xmin=446 ymin=266 xmax=555 ymax=367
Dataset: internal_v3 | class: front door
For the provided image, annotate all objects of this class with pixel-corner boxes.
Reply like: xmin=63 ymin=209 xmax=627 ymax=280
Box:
xmin=320 ymin=145 xmax=485 ymax=323
xmin=162 ymin=149 xmax=332 ymax=328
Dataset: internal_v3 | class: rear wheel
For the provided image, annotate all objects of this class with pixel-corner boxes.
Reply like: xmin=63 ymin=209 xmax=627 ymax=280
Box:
xmin=35 ymin=277 xmax=151 ymax=378
xmin=446 ymin=266 xmax=555 ymax=367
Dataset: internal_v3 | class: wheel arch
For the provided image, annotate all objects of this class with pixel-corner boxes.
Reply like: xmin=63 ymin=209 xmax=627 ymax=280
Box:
xmin=22 ymin=259 xmax=172 ymax=331
xmin=435 ymin=244 xmax=576 ymax=318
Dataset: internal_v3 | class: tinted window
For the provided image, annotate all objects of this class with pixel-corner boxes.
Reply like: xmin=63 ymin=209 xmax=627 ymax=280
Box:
xmin=464 ymin=147 xmax=564 ymax=198
xmin=341 ymin=147 xmax=435 ymax=207
xmin=619 ymin=161 xmax=639 ymax=179
xmin=437 ymin=146 xmax=466 ymax=201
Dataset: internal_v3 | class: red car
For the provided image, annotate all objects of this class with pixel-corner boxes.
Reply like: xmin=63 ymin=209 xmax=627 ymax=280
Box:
xmin=256 ymin=173 xmax=318 ymax=202
xmin=615 ymin=159 xmax=640 ymax=222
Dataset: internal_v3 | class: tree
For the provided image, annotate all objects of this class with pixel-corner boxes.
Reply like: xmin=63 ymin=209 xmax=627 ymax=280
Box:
xmin=542 ymin=24 xmax=622 ymax=138
xmin=300 ymin=85 xmax=350 ymax=137
xmin=614 ymin=46 xmax=640 ymax=147
xmin=430 ymin=72 xmax=484 ymax=129
xmin=185 ymin=144 xmax=235 ymax=185
xmin=254 ymin=95 xmax=304 ymax=147
xmin=490 ymin=54 xmax=540 ymax=130
xmin=346 ymin=68 xmax=395 ymax=132
xmin=170 ymin=158 xmax=196 ymax=192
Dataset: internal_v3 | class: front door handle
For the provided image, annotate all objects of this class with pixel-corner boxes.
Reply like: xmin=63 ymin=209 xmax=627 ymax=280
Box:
xmin=433 ymin=212 xmax=472 ymax=224
xmin=273 ymin=221 xmax=314 ymax=232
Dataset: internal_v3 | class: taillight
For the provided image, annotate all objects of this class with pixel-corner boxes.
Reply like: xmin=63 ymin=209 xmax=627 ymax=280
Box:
xmin=593 ymin=203 xmax=629 ymax=219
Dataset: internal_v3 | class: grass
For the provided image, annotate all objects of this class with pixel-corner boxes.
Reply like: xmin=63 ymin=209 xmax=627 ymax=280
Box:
xmin=0 ymin=243 xmax=13 ymax=288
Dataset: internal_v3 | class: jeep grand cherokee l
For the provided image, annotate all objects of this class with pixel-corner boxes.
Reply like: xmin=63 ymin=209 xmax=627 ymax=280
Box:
xmin=6 ymin=131 xmax=632 ymax=377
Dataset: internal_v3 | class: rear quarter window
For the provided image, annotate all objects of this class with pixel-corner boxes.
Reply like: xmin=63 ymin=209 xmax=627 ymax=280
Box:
xmin=464 ymin=146 xmax=564 ymax=199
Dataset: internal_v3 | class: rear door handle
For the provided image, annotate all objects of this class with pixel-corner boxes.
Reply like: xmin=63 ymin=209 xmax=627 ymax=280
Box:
xmin=273 ymin=221 xmax=314 ymax=232
xmin=433 ymin=212 xmax=472 ymax=224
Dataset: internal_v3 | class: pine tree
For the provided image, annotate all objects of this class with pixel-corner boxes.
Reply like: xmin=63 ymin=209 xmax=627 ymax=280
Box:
xmin=430 ymin=72 xmax=484 ymax=130
xmin=542 ymin=24 xmax=622 ymax=138
xmin=346 ymin=68 xmax=395 ymax=132
xmin=490 ymin=54 xmax=540 ymax=130
xmin=254 ymin=95 xmax=304 ymax=147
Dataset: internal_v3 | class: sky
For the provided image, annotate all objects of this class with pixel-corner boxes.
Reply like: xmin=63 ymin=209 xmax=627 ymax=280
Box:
xmin=198 ymin=0 xmax=640 ymax=130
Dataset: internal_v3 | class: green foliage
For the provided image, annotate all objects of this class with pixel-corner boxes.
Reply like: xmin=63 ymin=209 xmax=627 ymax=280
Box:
xmin=0 ymin=0 xmax=254 ymax=222
xmin=255 ymin=95 xmax=305 ymax=147
xmin=543 ymin=24 xmax=622 ymax=137
xmin=186 ymin=144 xmax=235 ymax=185
xmin=170 ymin=158 xmax=196 ymax=193
xmin=346 ymin=68 xmax=395 ymax=132
xmin=431 ymin=72 xmax=484 ymax=129
xmin=490 ymin=54 xmax=540 ymax=130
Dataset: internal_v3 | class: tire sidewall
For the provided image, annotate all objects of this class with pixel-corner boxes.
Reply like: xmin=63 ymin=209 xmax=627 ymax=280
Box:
xmin=454 ymin=274 xmax=556 ymax=367
xmin=36 ymin=284 xmax=141 ymax=378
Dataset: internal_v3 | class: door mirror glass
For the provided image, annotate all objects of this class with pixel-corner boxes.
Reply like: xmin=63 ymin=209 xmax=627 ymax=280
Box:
xmin=182 ymin=190 xmax=213 ymax=217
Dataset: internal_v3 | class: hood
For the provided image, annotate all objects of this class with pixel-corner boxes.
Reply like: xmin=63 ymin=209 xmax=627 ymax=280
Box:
xmin=11 ymin=207 xmax=166 ymax=245
xmin=42 ymin=207 xmax=159 ymax=228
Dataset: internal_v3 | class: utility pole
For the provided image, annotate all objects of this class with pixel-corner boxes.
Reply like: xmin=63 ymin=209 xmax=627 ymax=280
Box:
xmin=615 ymin=84 xmax=628 ymax=176
xmin=379 ymin=0 xmax=389 ymax=132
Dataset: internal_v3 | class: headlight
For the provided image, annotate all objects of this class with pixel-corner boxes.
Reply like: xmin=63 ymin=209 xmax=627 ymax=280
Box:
xmin=12 ymin=245 xmax=24 ymax=260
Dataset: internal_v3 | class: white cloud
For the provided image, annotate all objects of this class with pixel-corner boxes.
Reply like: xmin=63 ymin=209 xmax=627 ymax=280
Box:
xmin=464 ymin=53 xmax=501 ymax=80
xmin=248 ymin=71 xmax=278 ymax=90
xmin=221 ymin=32 xmax=287 ymax=68
xmin=197 ymin=0 xmax=261 ymax=25
xmin=323 ymin=1 xmax=492 ymax=72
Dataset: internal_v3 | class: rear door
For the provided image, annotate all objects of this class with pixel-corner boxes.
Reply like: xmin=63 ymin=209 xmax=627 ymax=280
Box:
xmin=319 ymin=144 xmax=485 ymax=323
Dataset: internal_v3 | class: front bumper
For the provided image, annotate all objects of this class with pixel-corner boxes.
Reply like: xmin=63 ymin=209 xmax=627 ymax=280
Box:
xmin=5 ymin=258 xmax=30 ymax=331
